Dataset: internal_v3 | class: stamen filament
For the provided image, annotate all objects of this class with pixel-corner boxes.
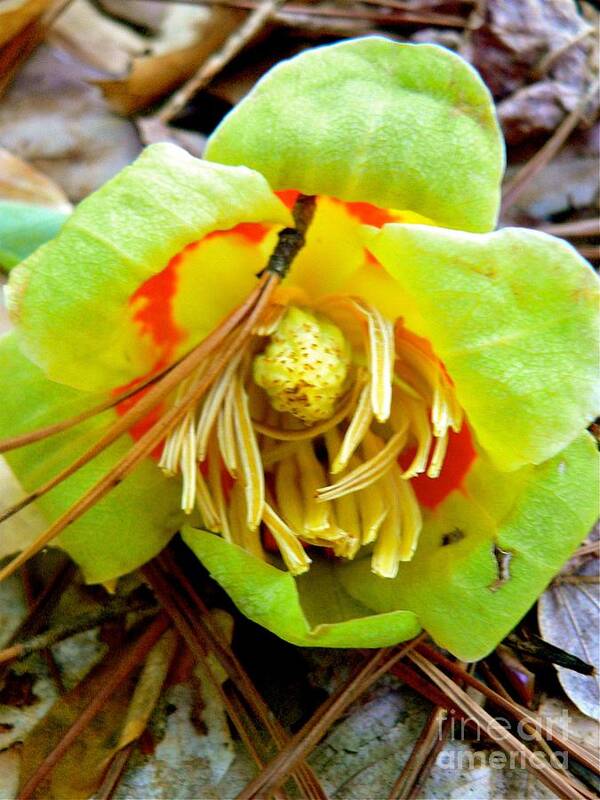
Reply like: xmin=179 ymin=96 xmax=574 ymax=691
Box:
xmin=196 ymin=353 xmax=242 ymax=461
xmin=233 ymin=377 xmax=264 ymax=530
xmin=263 ymin=503 xmax=311 ymax=575
xmin=353 ymin=300 xmax=394 ymax=423
xmin=296 ymin=442 xmax=330 ymax=533
xmin=331 ymin=381 xmax=373 ymax=474
xmin=317 ymin=430 xmax=407 ymax=501
xmin=195 ymin=467 xmax=219 ymax=530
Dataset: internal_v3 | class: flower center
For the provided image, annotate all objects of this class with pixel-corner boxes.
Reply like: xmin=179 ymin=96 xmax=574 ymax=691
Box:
xmin=252 ymin=307 xmax=351 ymax=424
xmin=157 ymin=290 xmax=464 ymax=581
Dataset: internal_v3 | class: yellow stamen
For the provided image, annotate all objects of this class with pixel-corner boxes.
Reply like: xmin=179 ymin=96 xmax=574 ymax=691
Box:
xmin=331 ymin=381 xmax=373 ymax=474
xmin=180 ymin=410 xmax=197 ymax=514
xmin=229 ymin=481 xmax=264 ymax=558
xmin=295 ymin=442 xmax=331 ymax=533
xmin=317 ymin=430 xmax=408 ymax=501
xmin=195 ymin=468 xmax=220 ymax=531
xmin=233 ymin=377 xmax=264 ymax=530
xmin=217 ymin=379 xmax=238 ymax=477
xmin=353 ymin=300 xmax=395 ymax=423
xmin=395 ymin=469 xmax=422 ymax=561
xmin=400 ymin=399 xmax=432 ymax=478
xmin=427 ymin=430 xmax=449 ymax=479
xmin=371 ymin=473 xmax=402 ymax=578
xmin=196 ymin=354 xmax=242 ymax=461
xmin=263 ymin=503 xmax=311 ymax=575
xmin=275 ymin=456 xmax=304 ymax=534
xmin=207 ymin=435 xmax=231 ymax=542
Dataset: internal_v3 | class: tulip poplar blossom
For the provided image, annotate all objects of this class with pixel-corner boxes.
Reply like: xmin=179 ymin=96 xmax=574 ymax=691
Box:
xmin=0 ymin=38 xmax=598 ymax=659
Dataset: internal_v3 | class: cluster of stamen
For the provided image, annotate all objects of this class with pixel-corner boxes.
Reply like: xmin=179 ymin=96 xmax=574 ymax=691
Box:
xmin=0 ymin=194 xmax=462 ymax=588
xmin=159 ymin=295 xmax=462 ymax=579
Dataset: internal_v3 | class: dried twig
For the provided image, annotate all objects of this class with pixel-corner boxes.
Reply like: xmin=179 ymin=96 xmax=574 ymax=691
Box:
xmin=141 ymin=0 xmax=468 ymax=28
xmin=0 ymin=275 xmax=277 ymax=584
xmin=410 ymin=651 xmax=594 ymax=800
xmin=388 ymin=706 xmax=447 ymax=799
xmin=416 ymin=643 xmax=600 ymax=773
xmin=537 ymin=218 xmax=600 ymax=238
xmin=0 ymin=595 xmax=158 ymax=665
xmin=145 ymin=554 xmax=327 ymax=799
xmin=156 ymin=0 xmax=286 ymax=124
xmin=501 ymin=81 xmax=599 ymax=213
xmin=18 ymin=613 xmax=170 ymax=800
xmin=236 ymin=635 xmax=426 ymax=800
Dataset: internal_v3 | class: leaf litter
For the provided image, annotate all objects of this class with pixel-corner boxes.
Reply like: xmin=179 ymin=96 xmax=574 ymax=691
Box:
xmin=0 ymin=1 xmax=599 ymax=798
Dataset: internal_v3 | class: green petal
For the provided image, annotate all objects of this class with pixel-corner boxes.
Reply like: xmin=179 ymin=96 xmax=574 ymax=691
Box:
xmin=367 ymin=224 xmax=600 ymax=470
xmin=7 ymin=143 xmax=290 ymax=392
xmin=0 ymin=332 xmax=183 ymax=583
xmin=339 ymin=433 xmax=598 ymax=661
xmin=206 ymin=37 xmax=504 ymax=233
xmin=0 ymin=200 xmax=69 ymax=271
xmin=182 ymin=529 xmax=421 ymax=648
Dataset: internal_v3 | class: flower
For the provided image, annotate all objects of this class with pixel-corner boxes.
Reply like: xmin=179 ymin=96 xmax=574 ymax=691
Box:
xmin=0 ymin=38 xmax=598 ymax=660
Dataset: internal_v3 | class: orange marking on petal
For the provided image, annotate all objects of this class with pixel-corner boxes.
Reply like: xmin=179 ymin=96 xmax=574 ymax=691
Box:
xmin=130 ymin=251 xmax=187 ymax=363
xmin=401 ymin=423 xmax=477 ymax=509
xmin=344 ymin=201 xmax=402 ymax=228
xmin=365 ymin=249 xmax=382 ymax=267
xmin=205 ymin=222 xmax=270 ymax=245
xmin=276 ymin=189 xmax=300 ymax=209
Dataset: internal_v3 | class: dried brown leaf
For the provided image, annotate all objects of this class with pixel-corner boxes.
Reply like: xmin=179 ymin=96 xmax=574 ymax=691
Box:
xmin=0 ymin=45 xmax=141 ymax=200
xmin=538 ymin=550 xmax=600 ymax=721
xmin=0 ymin=0 xmax=52 ymax=48
xmin=0 ymin=148 xmax=70 ymax=210
xmin=87 ymin=4 xmax=244 ymax=114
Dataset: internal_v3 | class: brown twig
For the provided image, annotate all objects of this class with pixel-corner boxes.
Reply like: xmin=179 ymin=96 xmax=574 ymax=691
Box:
xmin=156 ymin=0 xmax=286 ymax=124
xmin=576 ymin=245 xmax=600 ymax=260
xmin=501 ymin=81 xmax=599 ymax=213
xmin=140 ymin=0 xmax=469 ymax=27
xmin=416 ymin=643 xmax=600 ymax=774
xmin=388 ymin=705 xmax=447 ymax=799
xmin=236 ymin=634 xmax=426 ymax=800
xmin=18 ymin=613 xmax=170 ymax=800
xmin=537 ymin=218 xmax=600 ymax=238
xmin=95 ymin=744 xmax=135 ymax=800
xmin=0 ymin=596 xmax=158 ymax=665
xmin=410 ymin=651 xmax=593 ymax=800
xmin=0 ymin=364 xmax=174 ymax=457
xmin=145 ymin=555 xmax=326 ymax=799
xmin=0 ymin=276 xmax=268 ymax=525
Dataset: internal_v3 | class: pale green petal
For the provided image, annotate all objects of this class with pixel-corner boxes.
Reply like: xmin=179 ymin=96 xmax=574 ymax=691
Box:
xmin=367 ymin=224 xmax=600 ymax=469
xmin=0 ymin=333 xmax=184 ymax=583
xmin=7 ymin=143 xmax=291 ymax=392
xmin=339 ymin=433 xmax=598 ymax=661
xmin=0 ymin=200 xmax=69 ymax=271
xmin=183 ymin=529 xmax=421 ymax=648
xmin=206 ymin=37 xmax=504 ymax=233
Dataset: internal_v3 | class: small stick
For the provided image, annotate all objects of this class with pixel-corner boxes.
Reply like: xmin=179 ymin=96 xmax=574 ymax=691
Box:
xmin=148 ymin=554 xmax=328 ymax=799
xmin=156 ymin=0 xmax=286 ymax=124
xmin=18 ymin=613 xmax=170 ymax=800
xmin=410 ymin=651 xmax=593 ymax=800
xmin=388 ymin=706 xmax=447 ymax=799
xmin=236 ymin=634 xmax=426 ymax=800
xmin=576 ymin=245 xmax=600 ymax=260
xmin=537 ymin=218 xmax=600 ymax=238
xmin=501 ymin=81 xmax=599 ymax=213
xmin=0 ymin=598 xmax=158 ymax=665
xmin=139 ymin=0 xmax=469 ymax=28
xmin=416 ymin=643 xmax=600 ymax=773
